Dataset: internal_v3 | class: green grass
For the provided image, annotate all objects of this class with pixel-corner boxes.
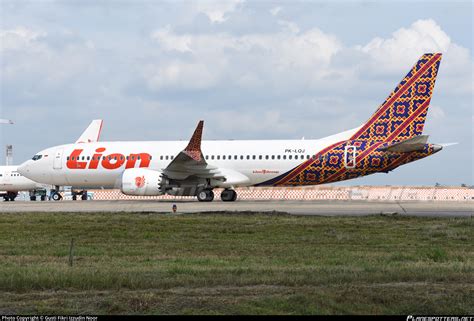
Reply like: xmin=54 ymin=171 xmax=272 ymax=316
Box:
xmin=0 ymin=212 xmax=472 ymax=314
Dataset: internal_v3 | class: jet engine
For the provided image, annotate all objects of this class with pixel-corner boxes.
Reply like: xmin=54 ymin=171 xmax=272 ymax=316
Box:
xmin=121 ymin=168 xmax=164 ymax=196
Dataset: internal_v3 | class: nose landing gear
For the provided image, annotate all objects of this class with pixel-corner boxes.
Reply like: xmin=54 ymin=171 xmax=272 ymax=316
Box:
xmin=51 ymin=191 xmax=62 ymax=201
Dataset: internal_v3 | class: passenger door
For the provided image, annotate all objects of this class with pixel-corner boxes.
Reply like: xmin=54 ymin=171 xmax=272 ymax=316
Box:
xmin=53 ymin=148 xmax=63 ymax=169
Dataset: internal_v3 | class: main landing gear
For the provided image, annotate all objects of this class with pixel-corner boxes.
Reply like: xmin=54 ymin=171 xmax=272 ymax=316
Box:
xmin=72 ymin=190 xmax=89 ymax=201
xmin=196 ymin=189 xmax=237 ymax=202
xmin=220 ymin=189 xmax=237 ymax=202
xmin=3 ymin=192 xmax=18 ymax=202
xmin=197 ymin=189 xmax=214 ymax=202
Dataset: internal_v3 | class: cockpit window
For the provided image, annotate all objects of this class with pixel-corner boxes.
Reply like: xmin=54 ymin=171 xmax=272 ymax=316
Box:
xmin=32 ymin=154 xmax=43 ymax=161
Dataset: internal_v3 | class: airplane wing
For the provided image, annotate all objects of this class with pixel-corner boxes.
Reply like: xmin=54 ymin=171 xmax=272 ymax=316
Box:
xmin=0 ymin=119 xmax=13 ymax=124
xmin=76 ymin=119 xmax=103 ymax=143
xmin=162 ymin=121 xmax=250 ymax=186
xmin=163 ymin=121 xmax=222 ymax=180
xmin=380 ymin=135 xmax=429 ymax=153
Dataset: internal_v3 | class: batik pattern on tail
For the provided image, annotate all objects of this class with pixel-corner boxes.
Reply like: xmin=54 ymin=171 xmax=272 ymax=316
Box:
xmin=350 ymin=53 xmax=442 ymax=142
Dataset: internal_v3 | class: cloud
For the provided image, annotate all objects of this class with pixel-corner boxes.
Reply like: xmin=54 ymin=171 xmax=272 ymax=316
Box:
xmin=270 ymin=6 xmax=282 ymax=16
xmin=148 ymin=24 xmax=342 ymax=92
xmin=0 ymin=26 xmax=46 ymax=51
xmin=195 ymin=0 xmax=244 ymax=23
xmin=355 ymin=19 xmax=471 ymax=80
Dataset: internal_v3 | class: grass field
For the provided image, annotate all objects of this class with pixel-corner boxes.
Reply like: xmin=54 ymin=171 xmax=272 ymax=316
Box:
xmin=0 ymin=212 xmax=472 ymax=315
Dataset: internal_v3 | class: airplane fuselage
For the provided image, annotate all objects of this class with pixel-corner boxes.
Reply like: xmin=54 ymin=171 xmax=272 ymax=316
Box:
xmin=17 ymin=127 xmax=440 ymax=190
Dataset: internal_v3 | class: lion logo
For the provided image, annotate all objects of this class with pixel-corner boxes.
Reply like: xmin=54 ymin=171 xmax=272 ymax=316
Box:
xmin=135 ymin=176 xmax=145 ymax=188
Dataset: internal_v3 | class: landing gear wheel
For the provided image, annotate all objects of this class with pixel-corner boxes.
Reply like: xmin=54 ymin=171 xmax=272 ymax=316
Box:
xmin=40 ymin=195 xmax=46 ymax=201
xmin=221 ymin=189 xmax=237 ymax=202
xmin=197 ymin=189 xmax=214 ymax=202
xmin=72 ymin=195 xmax=77 ymax=201
xmin=30 ymin=196 xmax=37 ymax=201
xmin=81 ymin=192 xmax=88 ymax=201
xmin=51 ymin=192 xmax=62 ymax=201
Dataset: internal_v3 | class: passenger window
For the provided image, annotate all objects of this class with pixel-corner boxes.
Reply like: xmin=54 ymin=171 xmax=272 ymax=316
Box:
xmin=137 ymin=156 xmax=141 ymax=160
xmin=265 ymin=155 xmax=269 ymax=160
xmin=259 ymin=155 xmax=262 ymax=160
xmin=171 ymin=155 xmax=174 ymax=160
xmin=283 ymin=155 xmax=286 ymax=160
xmin=234 ymin=155 xmax=238 ymax=160
xmin=166 ymin=156 xmax=169 ymax=160
xmin=252 ymin=155 xmax=256 ymax=160
xmin=246 ymin=155 xmax=250 ymax=160
xmin=211 ymin=155 xmax=214 ymax=160
xmin=223 ymin=155 xmax=226 ymax=160
xmin=240 ymin=155 xmax=244 ymax=160
xmin=217 ymin=155 xmax=220 ymax=160
xmin=150 ymin=156 xmax=152 ymax=160
xmin=67 ymin=156 xmax=70 ymax=161
xmin=277 ymin=155 xmax=281 ymax=160
xmin=289 ymin=155 xmax=292 ymax=160
xmin=205 ymin=155 xmax=209 ymax=160
xmin=228 ymin=155 xmax=231 ymax=160
xmin=271 ymin=155 xmax=275 ymax=160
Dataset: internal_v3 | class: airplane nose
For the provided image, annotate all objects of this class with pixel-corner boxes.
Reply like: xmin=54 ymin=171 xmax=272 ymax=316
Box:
xmin=17 ymin=161 xmax=30 ymax=176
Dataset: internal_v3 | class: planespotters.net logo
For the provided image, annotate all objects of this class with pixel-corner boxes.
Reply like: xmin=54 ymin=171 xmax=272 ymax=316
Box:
xmin=407 ymin=316 xmax=474 ymax=321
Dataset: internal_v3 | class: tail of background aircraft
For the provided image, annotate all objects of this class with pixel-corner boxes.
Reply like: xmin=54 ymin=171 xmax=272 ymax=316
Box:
xmin=350 ymin=53 xmax=442 ymax=143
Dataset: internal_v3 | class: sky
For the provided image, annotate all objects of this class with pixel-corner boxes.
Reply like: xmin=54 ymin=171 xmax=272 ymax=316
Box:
xmin=0 ymin=0 xmax=473 ymax=186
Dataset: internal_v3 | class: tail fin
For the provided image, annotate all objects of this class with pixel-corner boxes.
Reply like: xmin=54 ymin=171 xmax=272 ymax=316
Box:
xmin=75 ymin=119 xmax=103 ymax=143
xmin=350 ymin=53 xmax=442 ymax=142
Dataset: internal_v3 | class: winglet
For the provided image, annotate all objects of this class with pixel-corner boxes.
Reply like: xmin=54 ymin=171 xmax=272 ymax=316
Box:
xmin=184 ymin=120 xmax=204 ymax=161
xmin=76 ymin=119 xmax=103 ymax=143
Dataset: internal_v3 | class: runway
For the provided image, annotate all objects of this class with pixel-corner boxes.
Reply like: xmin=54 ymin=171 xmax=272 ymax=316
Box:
xmin=1 ymin=200 xmax=473 ymax=217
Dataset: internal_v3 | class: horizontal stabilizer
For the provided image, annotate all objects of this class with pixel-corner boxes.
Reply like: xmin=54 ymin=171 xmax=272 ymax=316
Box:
xmin=380 ymin=135 xmax=429 ymax=153
xmin=76 ymin=119 xmax=103 ymax=143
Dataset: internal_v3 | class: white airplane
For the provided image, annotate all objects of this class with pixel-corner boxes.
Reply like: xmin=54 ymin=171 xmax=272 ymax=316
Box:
xmin=18 ymin=53 xmax=444 ymax=202
xmin=0 ymin=166 xmax=46 ymax=201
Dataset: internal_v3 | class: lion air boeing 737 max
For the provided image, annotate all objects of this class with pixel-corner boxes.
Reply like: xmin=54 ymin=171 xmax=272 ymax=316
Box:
xmin=19 ymin=53 xmax=444 ymax=202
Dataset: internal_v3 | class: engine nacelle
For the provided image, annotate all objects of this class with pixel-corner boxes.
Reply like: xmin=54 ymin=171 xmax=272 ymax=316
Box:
xmin=121 ymin=168 xmax=164 ymax=196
